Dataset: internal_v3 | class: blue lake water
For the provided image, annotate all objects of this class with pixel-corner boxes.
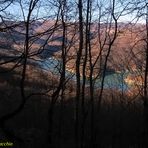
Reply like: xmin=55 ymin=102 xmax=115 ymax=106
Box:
xmin=38 ymin=57 xmax=129 ymax=91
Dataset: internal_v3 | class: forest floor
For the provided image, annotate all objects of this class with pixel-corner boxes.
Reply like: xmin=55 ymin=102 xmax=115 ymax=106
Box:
xmin=0 ymin=64 xmax=148 ymax=148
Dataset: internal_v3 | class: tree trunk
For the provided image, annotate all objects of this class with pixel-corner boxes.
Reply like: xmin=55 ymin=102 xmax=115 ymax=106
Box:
xmin=143 ymin=3 xmax=148 ymax=143
xmin=75 ymin=0 xmax=83 ymax=147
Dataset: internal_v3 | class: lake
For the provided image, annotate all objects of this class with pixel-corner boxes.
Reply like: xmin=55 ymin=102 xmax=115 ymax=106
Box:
xmin=38 ymin=57 xmax=129 ymax=91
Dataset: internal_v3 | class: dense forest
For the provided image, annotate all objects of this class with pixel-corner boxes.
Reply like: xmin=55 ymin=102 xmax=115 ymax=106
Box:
xmin=0 ymin=0 xmax=148 ymax=147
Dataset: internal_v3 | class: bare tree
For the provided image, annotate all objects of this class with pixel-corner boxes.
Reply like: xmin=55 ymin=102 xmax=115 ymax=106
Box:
xmin=0 ymin=0 xmax=40 ymax=143
xmin=74 ymin=0 xmax=83 ymax=147
xmin=143 ymin=1 xmax=148 ymax=138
